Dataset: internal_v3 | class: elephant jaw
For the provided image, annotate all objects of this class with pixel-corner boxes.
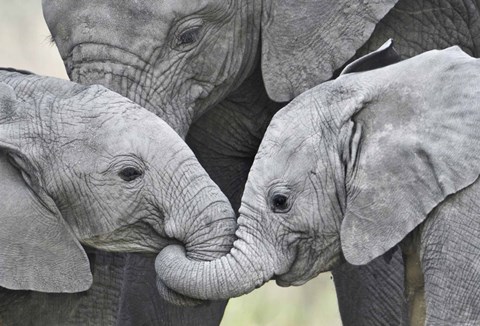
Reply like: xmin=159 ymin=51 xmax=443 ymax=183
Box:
xmin=275 ymin=237 xmax=343 ymax=287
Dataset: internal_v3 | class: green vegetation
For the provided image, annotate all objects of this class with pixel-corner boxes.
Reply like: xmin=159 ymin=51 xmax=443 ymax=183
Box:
xmin=222 ymin=273 xmax=341 ymax=325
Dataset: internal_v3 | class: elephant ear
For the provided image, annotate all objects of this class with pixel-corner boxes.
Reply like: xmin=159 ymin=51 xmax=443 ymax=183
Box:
xmin=339 ymin=47 xmax=480 ymax=265
xmin=340 ymin=39 xmax=401 ymax=75
xmin=0 ymin=83 xmax=92 ymax=292
xmin=261 ymin=0 xmax=399 ymax=102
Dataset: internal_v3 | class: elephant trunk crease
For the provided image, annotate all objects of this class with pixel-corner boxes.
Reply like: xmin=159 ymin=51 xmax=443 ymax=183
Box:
xmin=155 ymin=226 xmax=278 ymax=300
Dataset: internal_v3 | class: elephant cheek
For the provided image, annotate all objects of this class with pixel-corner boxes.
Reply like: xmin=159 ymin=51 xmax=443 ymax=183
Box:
xmin=79 ymin=220 xmax=171 ymax=253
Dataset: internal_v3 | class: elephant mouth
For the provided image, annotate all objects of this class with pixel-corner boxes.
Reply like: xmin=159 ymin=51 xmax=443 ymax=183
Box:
xmin=81 ymin=219 xmax=171 ymax=253
xmin=274 ymin=258 xmax=329 ymax=287
xmin=274 ymin=259 xmax=316 ymax=287
xmin=274 ymin=239 xmax=342 ymax=287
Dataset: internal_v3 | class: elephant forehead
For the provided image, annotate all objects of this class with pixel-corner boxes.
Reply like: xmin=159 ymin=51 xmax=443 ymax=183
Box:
xmin=258 ymin=106 xmax=325 ymax=169
xmin=89 ymin=113 xmax=180 ymax=153
xmin=253 ymin=136 xmax=320 ymax=188
xmin=159 ymin=0 xmax=225 ymax=16
xmin=76 ymin=87 xmax=177 ymax=143
xmin=49 ymin=0 xmax=229 ymax=25
xmin=252 ymin=108 xmax=337 ymax=194
xmin=100 ymin=0 xmax=223 ymax=17
xmin=57 ymin=93 xmax=181 ymax=160
xmin=266 ymin=86 xmax=336 ymax=141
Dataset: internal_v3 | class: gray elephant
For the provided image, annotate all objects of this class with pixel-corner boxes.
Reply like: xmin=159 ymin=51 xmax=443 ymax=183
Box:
xmin=42 ymin=0 xmax=480 ymax=324
xmin=0 ymin=68 xmax=235 ymax=325
xmin=157 ymin=45 xmax=480 ymax=325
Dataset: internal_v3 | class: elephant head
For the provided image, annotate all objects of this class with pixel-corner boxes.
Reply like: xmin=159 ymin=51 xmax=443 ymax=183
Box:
xmin=155 ymin=45 xmax=480 ymax=299
xmin=42 ymin=0 xmax=398 ymax=136
xmin=0 ymin=69 xmax=235 ymax=294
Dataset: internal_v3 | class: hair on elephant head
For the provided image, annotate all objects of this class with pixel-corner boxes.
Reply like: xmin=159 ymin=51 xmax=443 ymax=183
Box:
xmin=42 ymin=0 xmax=399 ymax=136
xmin=155 ymin=43 xmax=480 ymax=299
xmin=0 ymin=69 xmax=235 ymax=294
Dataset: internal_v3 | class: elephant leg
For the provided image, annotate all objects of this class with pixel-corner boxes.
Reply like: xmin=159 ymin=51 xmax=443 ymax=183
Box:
xmin=332 ymin=251 xmax=408 ymax=326
xmin=71 ymin=250 xmax=123 ymax=325
xmin=74 ymin=250 xmax=227 ymax=325
xmin=419 ymin=181 xmax=480 ymax=325
xmin=116 ymin=253 xmax=227 ymax=326
xmin=402 ymin=237 xmax=426 ymax=326
xmin=0 ymin=249 xmax=119 ymax=326
xmin=186 ymin=67 xmax=282 ymax=212
xmin=0 ymin=250 xmax=130 ymax=326
xmin=0 ymin=288 xmax=83 ymax=325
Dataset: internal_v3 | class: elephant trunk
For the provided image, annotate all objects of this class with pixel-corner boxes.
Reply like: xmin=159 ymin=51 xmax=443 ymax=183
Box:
xmin=155 ymin=223 xmax=280 ymax=301
xmin=148 ymin=144 xmax=239 ymax=305
xmin=65 ymin=43 xmax=191 ymax=137
xmin=162 ymin=151 xmax=237 ymax=262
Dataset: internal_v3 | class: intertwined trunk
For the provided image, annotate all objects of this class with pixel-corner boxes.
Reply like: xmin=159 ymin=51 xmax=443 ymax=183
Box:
xmin=155 ymin=219 xmax=282 ymax=301
xmin=160 ymin=145 xmax=236 ymax=256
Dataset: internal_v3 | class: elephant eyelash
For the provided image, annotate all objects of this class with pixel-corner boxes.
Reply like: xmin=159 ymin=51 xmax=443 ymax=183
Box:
xmin=100 ymin=155 xmax=146 ymax=177
xmin=172 ymin=18 xmax=205 ymax=50
xmin=45 ymin=34 xmax=56 ymax=46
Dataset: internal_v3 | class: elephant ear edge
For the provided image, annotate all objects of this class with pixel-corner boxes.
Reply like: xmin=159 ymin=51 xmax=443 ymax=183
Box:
xmin=340 ymin=39 xmax=402 ymax=75
xmin=261 ymin=0 xmax=399 ymax=102
xmin=0 ymin=82 xmax=92 ymax=293
xmin=338 ymin=47 xmax=480 ymax=265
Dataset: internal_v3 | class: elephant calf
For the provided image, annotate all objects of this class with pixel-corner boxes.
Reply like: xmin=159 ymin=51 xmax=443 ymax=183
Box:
xmin=0 ymin=68 xmax=235 ymax=298
xmin=157 ymin=43 xmax=480 ymax=324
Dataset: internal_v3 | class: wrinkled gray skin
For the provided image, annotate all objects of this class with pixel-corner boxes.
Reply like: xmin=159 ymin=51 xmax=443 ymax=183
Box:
xmin=43 ymin=0 xmax=480 ymax=324
xmin=0 ymin=69 xmax=235 ymax=325
xmin=158 ymin=46 xmax=480 ymax=325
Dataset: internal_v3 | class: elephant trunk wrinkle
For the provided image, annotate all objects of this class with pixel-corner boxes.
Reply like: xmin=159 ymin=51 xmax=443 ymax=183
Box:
xmin=69 ymin=42 xmax=153 ymax=71
xmin=156 ymin=223 xmax=282 ymax=302
xmin=69 ymin=60 xmax=194 ymax=137
xmin=162 ymin=163 xmax=237 ymax=261
xmin=183 ymin=211 xmax=236 ymax=261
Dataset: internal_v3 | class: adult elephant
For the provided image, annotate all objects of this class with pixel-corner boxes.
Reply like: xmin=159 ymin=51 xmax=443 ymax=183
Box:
xmin=42 ymin=0 xmax=480 ymax=324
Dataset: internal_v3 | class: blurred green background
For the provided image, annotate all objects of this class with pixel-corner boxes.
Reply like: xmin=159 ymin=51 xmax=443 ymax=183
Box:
xmin=0 ymin=2 xmax=342 ymax=325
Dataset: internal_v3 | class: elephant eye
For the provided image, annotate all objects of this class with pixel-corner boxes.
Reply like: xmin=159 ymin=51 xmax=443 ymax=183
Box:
xmin=177 ymin=26 xmax=202 ymax=46
xmin=271 ymin=194 xmax=290 ymax=213
xmin=118 ymin=167 xmax=143 ymax=182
